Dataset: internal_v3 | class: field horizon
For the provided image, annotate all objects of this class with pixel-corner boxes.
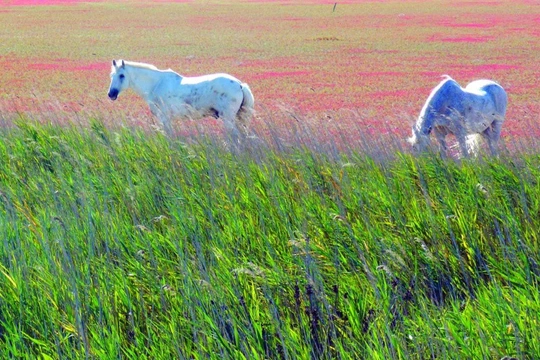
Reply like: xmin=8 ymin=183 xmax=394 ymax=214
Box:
xmin=1 ymin=0 xmax=540 ymax=142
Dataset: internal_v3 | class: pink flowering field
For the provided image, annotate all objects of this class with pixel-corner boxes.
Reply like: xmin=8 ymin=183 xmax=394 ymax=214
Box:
xmin=0 ymin=0 xmax=539 ymax=142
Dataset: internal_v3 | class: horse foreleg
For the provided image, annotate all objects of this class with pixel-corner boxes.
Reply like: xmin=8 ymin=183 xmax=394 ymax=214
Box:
xmin=452 ymin=124 xmax=470 ymax=158
xmin=161 ymin=117 xmax=174 ymax=136
xmin=433 ymin=128 xmax=448 ymax=157
xmin=454 ymin=133 xmax=470 ymax=158
xmin=150 ymin=103 xmax=173 ymax=136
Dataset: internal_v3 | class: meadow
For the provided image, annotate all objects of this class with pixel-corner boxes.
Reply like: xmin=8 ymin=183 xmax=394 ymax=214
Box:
xmin=1 ymin=0 xmax=540 ymax=139
xmin=0 ymin=0 xmax=539 ymax=359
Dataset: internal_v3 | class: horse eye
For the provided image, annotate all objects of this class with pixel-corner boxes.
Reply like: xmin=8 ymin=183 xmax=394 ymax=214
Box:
xmin=119 ymin=74 xmax=125 ymax=80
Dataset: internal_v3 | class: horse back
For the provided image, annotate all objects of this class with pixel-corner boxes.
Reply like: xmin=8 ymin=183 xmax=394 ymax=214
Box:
xmin=179 ymin=73 xmax=244 ymax=100
xmin=181 ymin=73 xmax=242 ymax=87
xmin=466 ymin=80 xmax=507 ymax=116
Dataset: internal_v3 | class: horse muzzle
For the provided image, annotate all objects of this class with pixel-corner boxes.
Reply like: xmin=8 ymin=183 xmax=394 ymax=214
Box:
xmin=108 ymin=89 xmax=119 ymax=101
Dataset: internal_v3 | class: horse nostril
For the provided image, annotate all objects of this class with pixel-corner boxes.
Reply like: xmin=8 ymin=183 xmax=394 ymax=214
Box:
xmin=108 ymin=89 xmax=119 ymax=100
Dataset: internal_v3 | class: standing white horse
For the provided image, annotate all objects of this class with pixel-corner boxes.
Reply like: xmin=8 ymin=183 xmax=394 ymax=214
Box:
xmin=107 ymin=60 xmax=255 ymax=142
xmin=408 ymin=75 xmax=507 ymax=157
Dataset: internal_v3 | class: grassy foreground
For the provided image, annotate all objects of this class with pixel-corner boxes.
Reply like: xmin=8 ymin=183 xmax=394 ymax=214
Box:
xmin=0 ymin=121 xmax=539 ymax=359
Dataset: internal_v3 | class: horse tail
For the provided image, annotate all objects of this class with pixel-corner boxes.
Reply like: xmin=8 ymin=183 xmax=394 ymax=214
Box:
xmin=491 ymin=84 xmax=508 ymax=118
xmin=237 ymin=83 xmax=255 ymax=132
xmin=240 ymin=83 xmax=255 ymax=111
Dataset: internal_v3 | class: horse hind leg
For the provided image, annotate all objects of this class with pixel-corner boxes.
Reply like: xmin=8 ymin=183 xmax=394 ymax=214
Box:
xmin=220 ymin=112 xmax=242 ymax=146
xmin=482 ymin=119 xmax=503 ymax=156
xmin=221 ymin=104 xmax=251 ymax=145
xmin=218 ymin=95 xmax=248 ymax=146
xmin=225 ymin=120 xmax=245 ymax=149
xmin=236 ymin=105 xmax=254 ymax=138
xmin=236 ymin=114 xmax=250 ymax=139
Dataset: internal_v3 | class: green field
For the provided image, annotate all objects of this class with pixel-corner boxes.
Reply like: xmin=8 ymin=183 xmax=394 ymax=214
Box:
xmin=0 ymin=121 xmax=538 ymax=359
xmin=1 ymin=1 xmax=540 ymax=359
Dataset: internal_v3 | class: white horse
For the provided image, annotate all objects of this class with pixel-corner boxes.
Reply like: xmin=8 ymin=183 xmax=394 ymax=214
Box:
xmin=408 ymin=75 xmax=507 ymax=157
xmin=107 ymin=60 xmax=255 ymax=142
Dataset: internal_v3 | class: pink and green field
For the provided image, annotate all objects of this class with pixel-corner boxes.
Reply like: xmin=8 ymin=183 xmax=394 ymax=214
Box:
xmin=1 ymin=0 xmax=540 ymax=144
xmin=2 ymin=2 xmax=540 ymax=358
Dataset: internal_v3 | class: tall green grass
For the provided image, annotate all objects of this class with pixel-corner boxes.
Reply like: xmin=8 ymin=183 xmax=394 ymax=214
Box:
xmin=0 ymin=120 xmax=538 ymax=359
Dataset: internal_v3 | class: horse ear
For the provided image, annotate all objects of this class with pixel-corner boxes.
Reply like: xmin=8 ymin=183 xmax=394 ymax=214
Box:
xmin=112 ymin=59 xmax=117 ymax=67
xmin=121 ymin=60 xmax=125 ymax=69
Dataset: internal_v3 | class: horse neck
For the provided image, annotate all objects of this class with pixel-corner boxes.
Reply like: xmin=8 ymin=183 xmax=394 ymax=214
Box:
xmin=415 ymin=79 xmax=455 ymax=134
xmin=416 ymin=102 xmax=436 ymax=135
xmin=126 ymin=66 xmax=165 ymax=99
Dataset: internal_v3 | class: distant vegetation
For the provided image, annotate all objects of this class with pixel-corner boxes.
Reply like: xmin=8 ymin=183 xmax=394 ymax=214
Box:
xmin=1 ymin=0 xmax=540 ymax=138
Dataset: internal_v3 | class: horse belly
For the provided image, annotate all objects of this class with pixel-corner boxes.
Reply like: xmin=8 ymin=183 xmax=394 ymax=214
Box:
xmin=465 ymin=111 xmax=493 ymax=133
xmin=154 ymin=86 xmax=206 ymax=120
xmin=158 ymin=101 xmax=197 ymax=120
xmin=161 ymin=78 xmax=243 ymax=120
xmin=463 ymin=98 xmax=497 ymax=133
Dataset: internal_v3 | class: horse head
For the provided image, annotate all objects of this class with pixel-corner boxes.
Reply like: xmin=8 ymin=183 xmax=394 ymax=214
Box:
xmin=108 ymin=59 xmax=128 ymax=101
xmin=408 ymin=123 xmax=431 ymax=153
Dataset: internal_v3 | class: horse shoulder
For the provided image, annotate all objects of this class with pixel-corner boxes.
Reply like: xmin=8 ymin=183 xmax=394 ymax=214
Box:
xmin=426 ymin=79 xmax=463 ymax=114
xmin=153 ymin=72 xmax=179 ymax=90
xmin=440 ymin=79 xmax=463 ymax=97
xmin=151 ymin=73 xmax=189 ymax=102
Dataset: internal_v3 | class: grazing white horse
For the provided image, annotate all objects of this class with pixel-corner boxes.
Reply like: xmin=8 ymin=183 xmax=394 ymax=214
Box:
xmin=408 ymin=75 xmax=507 ymax=157
xmin=107 ymin=60 xmax=255 ymax=141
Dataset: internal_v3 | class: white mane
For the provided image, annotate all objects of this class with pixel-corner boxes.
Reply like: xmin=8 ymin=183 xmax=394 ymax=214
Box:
xmin=111 ymin=60 xmax=161 ymax=74
xmin=122 ymin=60 xmax=158 ymax=70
